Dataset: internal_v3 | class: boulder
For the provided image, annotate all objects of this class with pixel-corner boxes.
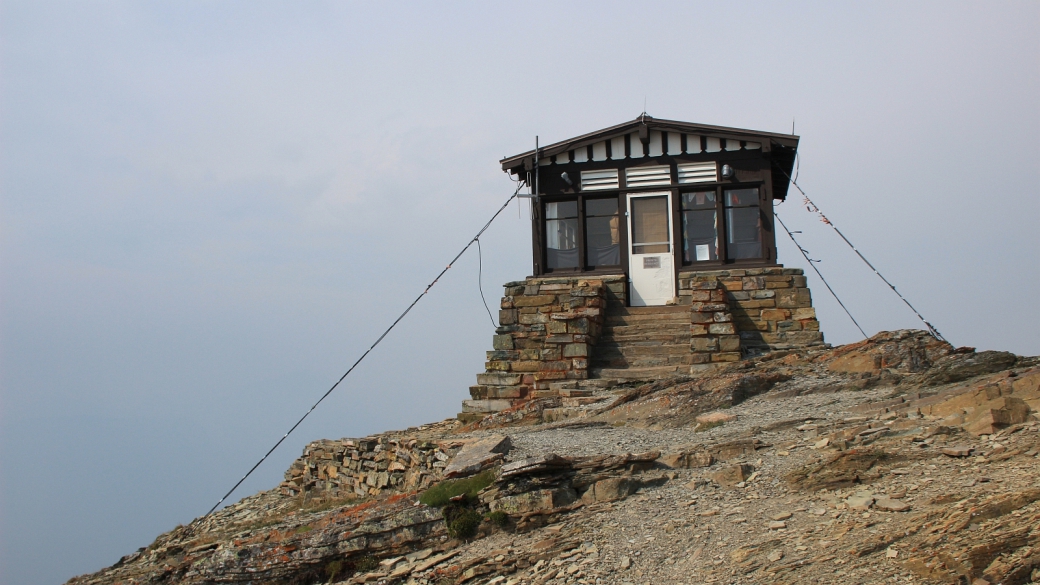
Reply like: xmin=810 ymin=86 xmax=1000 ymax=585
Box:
xmin=711 ymin=464 xmax=753 ymax=487
xmin=918 ymin=351 xmax=1018 ymax=386
xmin=581 ymin=477 xmax=639 ymax=503
xmin=443 ymin=435 xmax=512 ymax=478
xmin=659 ymin=450 xmax=714 ymax=469
xmin=964 ymin=396 xmax=1032 ymax=436
xmin=489 ymin=488 xmax=577 ymax=514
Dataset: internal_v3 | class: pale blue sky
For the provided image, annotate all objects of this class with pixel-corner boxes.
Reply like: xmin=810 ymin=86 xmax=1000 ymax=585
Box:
xmin=2 ymin=2 xmax=1038 ymax=583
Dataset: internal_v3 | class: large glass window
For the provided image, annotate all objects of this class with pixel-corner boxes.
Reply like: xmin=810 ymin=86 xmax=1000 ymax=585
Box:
xmin=681 ymin=191 xmax=718 ymax=263
xmin=724 ymin=188 xmax=763 ymax=259
xmin=545 ymin=200 xmax=579 ymax=269
xmin=584 ymin=198 xmax=620 ymax=267
xmin=630 ymin=196 xmax=670 ymax=254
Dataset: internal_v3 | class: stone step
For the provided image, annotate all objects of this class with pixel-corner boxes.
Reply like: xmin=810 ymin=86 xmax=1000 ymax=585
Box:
xmin=589 ymin=365 xmax=688 ymax=380
xmin=590 ymin=305 xmax=697 ymax=379
xmin=602 ymin=323 xmax=691 ymax=337
xmin=594 ymin=343 xmax=692 ymax=357
xmin=608 ymin=306 xmax=690 ymax=316
xmin=461 ymin=399 xmax=514 ymax=413
xmin=600 ymin=331 xmax=692 ymax=343
xmin=605 ymin=313 xmax=690 ymax=326
xmin=591 ymin=353 xmax=694 ymax=368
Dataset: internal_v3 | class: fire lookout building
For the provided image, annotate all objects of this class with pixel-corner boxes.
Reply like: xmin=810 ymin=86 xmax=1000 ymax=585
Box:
xmin=504 ymin=115 xmax=798 ymax=306
xmin=460 ymin=116 xmax=825 ymax=421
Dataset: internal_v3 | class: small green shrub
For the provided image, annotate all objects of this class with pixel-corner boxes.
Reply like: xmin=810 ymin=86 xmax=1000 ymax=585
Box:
xmin=419 ymin=469 xmax=497 ymax=508
xmin=486 ymin=510 xmax=509 ymax=527
xmin=325 ymin=560 xmax=344 ymax=581
xmin=446 ymin=509 xmax=482 ymax=540
xmin=352 ymin=555 xmax=378 ymax=572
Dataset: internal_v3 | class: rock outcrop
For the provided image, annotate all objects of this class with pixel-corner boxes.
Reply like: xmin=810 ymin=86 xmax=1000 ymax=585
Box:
xmin=67 ymin=330 xmax=1040 ymax=585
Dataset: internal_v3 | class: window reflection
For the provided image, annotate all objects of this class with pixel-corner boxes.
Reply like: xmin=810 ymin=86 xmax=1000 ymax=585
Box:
xmin=546 ymin=201 xmax=579 ymax=269
xmin=585 ymin=198 xmax=620 ymax=267
xmin=631 ymin=196 xmax=670 ymax=254
xmin=682 ymin=191 xmax=718 ymax=263
xmin=724 ymin=188 xmax=762 ymax=259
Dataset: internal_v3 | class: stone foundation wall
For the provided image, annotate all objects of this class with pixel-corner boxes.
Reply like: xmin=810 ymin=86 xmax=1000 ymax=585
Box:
xmin=678 ymin=267 xmax=824 ymax=353
xmin=461 ymin=275 xmax=626 ymax=418
xmin=689 ymin=283 xmax=742 ymax=365
xmin=459 ymin=268 xmax=824 ymax=421
xmin=280 ymin=434 xmax=461 ymax=499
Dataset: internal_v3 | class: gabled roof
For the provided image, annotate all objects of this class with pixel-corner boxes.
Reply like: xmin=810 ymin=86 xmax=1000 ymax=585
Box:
xmin=500 ymin=115 xmax=800 ymax=200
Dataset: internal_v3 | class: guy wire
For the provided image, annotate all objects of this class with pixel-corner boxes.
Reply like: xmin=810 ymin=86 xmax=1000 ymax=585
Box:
xmin=775 ymin=211 xmax=868 ymax=340
xmin=194 ymin=183 xmax=522 ymax=524
xmin=476 ymin=237 xmax=497 ymax=328
xmin=777 ymin=167 xmax=946 ymax=343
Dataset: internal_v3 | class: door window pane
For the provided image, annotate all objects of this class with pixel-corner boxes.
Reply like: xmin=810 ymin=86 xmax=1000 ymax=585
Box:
xmin=724 ymin=188 xmax=762 ymax=260
xmin=631 ymin=196 xmax=670 ymax=254
xmin=682 ymin=191 xmax=718 ymax=263
xmin=545 ymin=201 xmax=579 ymax=269
xmin=585 ymin=198 xmax=620 ymax=267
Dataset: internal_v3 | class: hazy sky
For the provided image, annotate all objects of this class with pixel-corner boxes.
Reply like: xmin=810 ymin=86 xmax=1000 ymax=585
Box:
xmin=2 ymin=2 xmax=1037 ymax=583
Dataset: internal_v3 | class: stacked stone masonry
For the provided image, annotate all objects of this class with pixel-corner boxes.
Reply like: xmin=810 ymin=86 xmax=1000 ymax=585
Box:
xmin=679 ymin=267 xmax=824 ymax=353
xmin=460 ymin=266 xmax=823 ymax=420
xmin=461 ymin=276 xmax=626 ymax=417
xmin=280 ymin=435 xmax=461 ymax=499
xmin=689 ymin=282 xmax=742 ymax=365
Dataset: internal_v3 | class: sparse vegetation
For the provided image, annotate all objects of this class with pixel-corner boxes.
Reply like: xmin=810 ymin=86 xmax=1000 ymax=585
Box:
xmin=351 ymin=555 xmax=378 ymax=572
xmin=446 ymin=508 xmax=482 ymax=539
xmin=418 ymin=469 xmax=496 ymax=507
xmin=324 ymin=560 xmax=344 ymax=581
xmin=486 ymin=510 xmax=509 ymax=527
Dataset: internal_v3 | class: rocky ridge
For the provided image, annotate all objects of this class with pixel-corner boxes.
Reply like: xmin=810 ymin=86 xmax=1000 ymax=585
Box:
xmin=67 ymin=330 xmax=1040 ymax=585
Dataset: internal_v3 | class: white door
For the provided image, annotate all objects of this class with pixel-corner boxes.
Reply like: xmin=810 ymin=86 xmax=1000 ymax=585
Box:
xmin=627 ymin=191 xmax=675 ymax=306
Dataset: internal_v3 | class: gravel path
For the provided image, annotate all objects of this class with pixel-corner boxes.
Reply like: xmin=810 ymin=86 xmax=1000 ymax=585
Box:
xmin=503 ymin=387 xmax=893 ymax=461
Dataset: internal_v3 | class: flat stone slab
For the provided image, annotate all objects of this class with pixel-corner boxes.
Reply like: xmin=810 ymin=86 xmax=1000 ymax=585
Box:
xmin=941 ymin=445 xmax=975 ymax=457
xmin=501 ymin=454 xmax=572 ymax=477
xmin=696 ymin=411 xmax=738 ymax=425
xmin=874 ymin=496 xmax=911 ymax=512
xmin=443 ymin=435 xmax=512 ymax=478
xmin=461 ymin=399 xmax=513 ymax=413
xmin=846 ymin=491 xmax=875 ymax=510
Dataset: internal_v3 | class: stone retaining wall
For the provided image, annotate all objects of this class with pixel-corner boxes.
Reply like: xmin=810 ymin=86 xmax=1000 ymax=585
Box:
xmin=461 ymin=276 xmax=626 ymax=419
xmin=679 ymin=267 xmax=823 ymax=353
xmin=459 ymin=267 xmax=824 ymax=421
xmin=689 ymin=282 xmax=742 ymax=365
xmin=280 ymin=434 xmax=461 ymax=499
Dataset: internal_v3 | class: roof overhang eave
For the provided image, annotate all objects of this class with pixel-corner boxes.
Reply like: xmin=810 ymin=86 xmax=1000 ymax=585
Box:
xmin=500 ymin=117 xmax=800 ymax=174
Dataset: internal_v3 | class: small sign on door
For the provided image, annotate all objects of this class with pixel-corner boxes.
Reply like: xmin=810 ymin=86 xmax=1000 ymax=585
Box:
xmin=643 ymin=256 xmax=660 ymax=269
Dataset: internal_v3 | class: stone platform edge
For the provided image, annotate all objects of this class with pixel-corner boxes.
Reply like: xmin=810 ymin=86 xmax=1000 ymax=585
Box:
xmin=460 ymin=267 xmax=823 ymax=421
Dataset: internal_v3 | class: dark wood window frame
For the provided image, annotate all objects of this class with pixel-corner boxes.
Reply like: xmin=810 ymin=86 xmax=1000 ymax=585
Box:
xmin=541 ymin=195 xmax=624 ymax=274
xmin=679 ymin=182 xmax=772 ymax=268
xmin=530 ymin=145 xmax=781 ymax=277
